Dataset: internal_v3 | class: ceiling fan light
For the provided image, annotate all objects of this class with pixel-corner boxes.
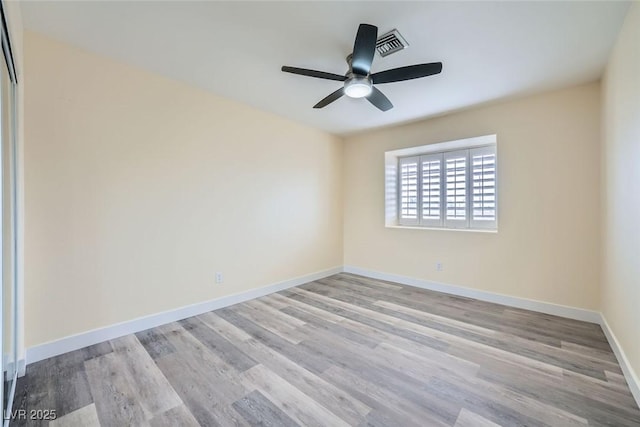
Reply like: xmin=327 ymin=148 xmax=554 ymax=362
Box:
xmin=344 ymin=76 xmax=372 ymax=98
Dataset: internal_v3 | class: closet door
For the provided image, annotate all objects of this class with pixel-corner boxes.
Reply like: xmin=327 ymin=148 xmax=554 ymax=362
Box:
xmin=0 ymin=2 xmax=18 ymax=422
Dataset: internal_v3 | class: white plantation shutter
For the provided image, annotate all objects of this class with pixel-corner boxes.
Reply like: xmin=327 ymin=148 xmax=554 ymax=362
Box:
xmin=444 ymin=150 xmax=469 ymax=228
xmin=421 ymin=153 xmax=443 ymax=226
xmin=470 ymin=146 xmax=497 ymax=228
xmin=398 ymin=156 xmax=420 ymax=225
xmin=395 ymin=140 xmax=496 ymax=230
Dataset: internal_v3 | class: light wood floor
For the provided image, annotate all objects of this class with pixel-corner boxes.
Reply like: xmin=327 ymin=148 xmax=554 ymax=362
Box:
xmin=12 ymin=273 xmax=640 ymax=426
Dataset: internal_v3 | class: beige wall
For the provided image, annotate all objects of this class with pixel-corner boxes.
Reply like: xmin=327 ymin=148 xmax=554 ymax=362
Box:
xmin=344 ymin=83 xmax=601 ymax=310
xmin=601 ymin=3 xmax=640 ymax=387
xmin=24 ymin=32 xmax=343 ymax=348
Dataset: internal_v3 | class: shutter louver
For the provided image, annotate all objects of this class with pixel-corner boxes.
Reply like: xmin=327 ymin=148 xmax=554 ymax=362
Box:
xmin=470 ymin=146 xmax=497 ymax=228
xmin=421 ymin=154 xmax=442 ymax=226
xmin=445 ymin=150 xmax=468 ymax=227
xmin=399 ymin=156 xmax=419 ymax=225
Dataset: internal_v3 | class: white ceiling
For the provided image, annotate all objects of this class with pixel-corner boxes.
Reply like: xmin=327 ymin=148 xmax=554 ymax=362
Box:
xmin=21 ymin=1 xmax=630 ymax=135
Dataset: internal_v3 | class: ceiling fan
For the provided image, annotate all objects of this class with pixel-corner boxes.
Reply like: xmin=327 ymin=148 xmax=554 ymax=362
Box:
xmin=281 ymin=24 xmax=443 ymax=112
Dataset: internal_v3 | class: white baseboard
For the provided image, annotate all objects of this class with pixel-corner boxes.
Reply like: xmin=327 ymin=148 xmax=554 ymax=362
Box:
xmin=25 ymin=266 xmax=342 ymax=365
xmin=343 ymin=265 xmax=602 ymax=324
xmin=599 ymin=314 xmax=640 ymax=407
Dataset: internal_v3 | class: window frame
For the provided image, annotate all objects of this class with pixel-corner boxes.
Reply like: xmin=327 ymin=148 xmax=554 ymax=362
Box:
xmin=387 ymin=135 xmax=497 ymax=232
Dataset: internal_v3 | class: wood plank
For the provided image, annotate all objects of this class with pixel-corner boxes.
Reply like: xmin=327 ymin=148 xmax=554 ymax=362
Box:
xmin=109 ymin=335 xmax=183 ymax=418
xmin=374 ymin=299 xmax=499 ymax=336
xmin=454 ymin=408 xmax=501 ymax=427
xmin=49 ymin=403 xmax=100 ymax=427
xmin=82 ymin=341 xmax=114 ymax=361
xmin=179 ymin=316 xmax=257 ymax=372
xmin=244 ymin=299 xmax=306 ymax=327
xmin=335 ymin=273 xmax=404 ymax=291
xmin=309 ymin=282 xmax=617 ymax=379
xmin=135 ymin=327 xmax=176 ymax=361
xmin=267 ymin=292 xmax=346 ymax=324
xmin=17 ymin=350 xmax=94 ymax=419
xmin=149 ymin=405 xmax=200 ymax=427
xmin=337 ymin=275 xmax=607 ymax=349
xmin=214 ymin=308 xmax=332 ymax=374
xmin=85 ymin=352 xmax=149 ymax=426
xmin=297 ymin=330 xmax=461 ymax=425
xmin=606 ymin=370 xmax=630 ymax=386
xmin=561 ymin=341 xmax=618 ymax=364
xmin=368 ymin=339 xmax=580 ymax=426
xmin=284 ymin=289 xmax=449 ymax=351
xmin=232 ymin=390 xmax=301 ymax=427
xmin=293 ymin=288 xmax=561 ymax=377
xmin=198 ymin=310 xmax=254 ymax=341
xmin=154 ymin=323 xmax=250 ymax=427
xmin=430 ymin=367 xmax=590 ymax=426
xmin=478 ymin=364 xmax=640 ymax=426
xmin=239 ymin=364 xmax=351 ymax=427
xmin=322 ymin=365 xmax=452 ymax=427
xmin=203 ymin=312 xmax=371 ymax=424
xmin=258 ymin=293 xmax=295 ymax=310
xmin=232 ymin=302 xmax=308 ymax=344
xmin=562 ymin=369 xmax=638 ymax=407
xmin=280 ymin=306 xmax=379 ymax=349
xmin=374 ymin=299 xmax=618 ymax=379
xmin=85 ymin=335 xmax=182 ymax=425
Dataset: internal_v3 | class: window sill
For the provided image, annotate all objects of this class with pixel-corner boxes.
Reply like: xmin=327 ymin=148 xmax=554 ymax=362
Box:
xmin=386 ymin=225 xmax=498 ymax=233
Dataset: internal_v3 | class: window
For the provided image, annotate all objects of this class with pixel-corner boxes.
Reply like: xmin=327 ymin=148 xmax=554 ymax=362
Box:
xmin=387 ymin=135 xmax=497 ymax=231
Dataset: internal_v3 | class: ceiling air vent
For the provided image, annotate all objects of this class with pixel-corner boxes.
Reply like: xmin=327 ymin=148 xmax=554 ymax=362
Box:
xmin=376 ymin=29 xmax=409 ymax=57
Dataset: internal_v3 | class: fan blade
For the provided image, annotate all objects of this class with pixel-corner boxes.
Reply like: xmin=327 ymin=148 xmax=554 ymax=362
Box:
xmin=351 ymin=24 xmax=378 ymax=76
xmin=371 ymin=62 xmax=443 ymax=84
xmin=366 ymin=87 xmax=393 ymax=111
xmin=281 ymin=66 xmax=346 ymax=81
xmin=314 ymin=88 xmax=345 ymax=109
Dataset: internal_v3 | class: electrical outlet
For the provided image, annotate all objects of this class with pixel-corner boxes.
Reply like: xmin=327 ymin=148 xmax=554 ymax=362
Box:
xmin=215 ymin=272 xmax=223 ymax=284
xmin=436 ymin=262 xmax=443 ymax=272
